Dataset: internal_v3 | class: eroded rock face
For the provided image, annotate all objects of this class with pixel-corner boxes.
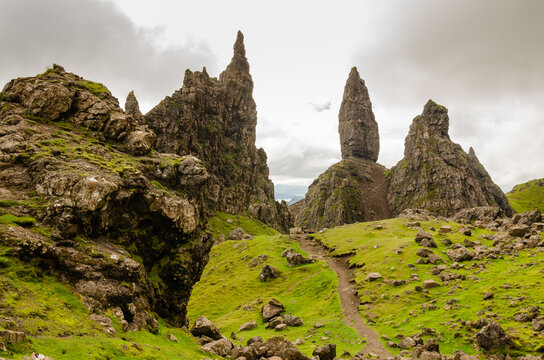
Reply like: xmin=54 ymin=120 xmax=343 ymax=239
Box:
xmin=293 ymin=158 xmax=390 ymax=230
xmin=125 ymin=90 xmax=143 ymax=122
xmin=0 ymin=66 xmax=213 ymax=329
xmin=143 ymin=31 xmax=293 ymax=232
xmin=338 ymin=67 xmax=379 ymax=162
xmin=388 ymin=100 xmax=513 ymax=217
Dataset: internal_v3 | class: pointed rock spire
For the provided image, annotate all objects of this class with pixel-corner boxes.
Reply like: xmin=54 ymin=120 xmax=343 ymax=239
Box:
xmin=220 ymin=30 xmax=251 ymax=83
xmin=338 ymin=66 xmax=379 ymax=162
xmin=419 ymin=99 xmax=449 ymax=137
xmin=125 ymin=90 xmax=143 ymax=122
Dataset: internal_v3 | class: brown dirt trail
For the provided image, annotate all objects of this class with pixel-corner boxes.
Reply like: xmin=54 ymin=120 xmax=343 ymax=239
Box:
xmin=292 ymin=234 xmax=393 ymax=359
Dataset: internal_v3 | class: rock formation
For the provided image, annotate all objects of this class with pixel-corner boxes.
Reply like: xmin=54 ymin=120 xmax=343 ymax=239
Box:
xmin=143 ymin=31 xmax=292 ymax=232
xmin=0 ymin=65 xmax=213 ymax=330
xmin=293 ymin=68 xmax=390 ymax=230
xmin=338 ymin=67 xmax=379 ymax=161
xmin=388 ymin=100 xmax=513 ymax=217
xmin=125 ymin=90 xmax=143 ymax=122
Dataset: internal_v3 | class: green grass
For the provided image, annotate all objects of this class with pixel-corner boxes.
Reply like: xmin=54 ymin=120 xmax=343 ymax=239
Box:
xmin=188 ymin=235 xmax=363 ymax=357
xmin=0 ymin=245 xmax=212 ymax=360
xmin=507 ymin=178 xmax=544 ymax=213
xmin=77 ymin=80 xmax=110 ymax=97
xmin=207 ymin=211 xmax=279 ymax=239
xmin=0 ymin=214 xmax=36 ymax=227
xmin=311 ymin=218 xmax=544 ymax=356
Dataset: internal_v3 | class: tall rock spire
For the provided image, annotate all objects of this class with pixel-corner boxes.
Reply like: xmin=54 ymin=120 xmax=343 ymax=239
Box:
xmin=219 ymin=30 xmax=257 ymax=143
xmin=125 ymin=90 xmax=143 ymax=122
xmin=338 ymin=67 xmax=380 ymax=162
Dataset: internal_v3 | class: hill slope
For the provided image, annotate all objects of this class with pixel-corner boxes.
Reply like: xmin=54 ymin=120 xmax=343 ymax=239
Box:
xmin=507 ymin=179 xmax=544 ymax=213
xmin=311 ymin=214 xmax=544 ymax=356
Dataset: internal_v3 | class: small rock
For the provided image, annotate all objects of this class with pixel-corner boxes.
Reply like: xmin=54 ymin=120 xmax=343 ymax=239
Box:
xmin=314 ymin=322 xmax=324 ymax=328
xmin=259 ymin=264 xmax=281 ymax=282
xmin=294 ymin=338 xmax=305 ymax=345
xmin=261 ymin=299 xmax=284 ymax=322
xmin=238 ymin=320 xmax=257 ymax=332
xmin=247 ymin=336 xmax=263 ymax=345
xmin=398 ymin=336 xmax=417 ymax=349
xmin=483 ymin=292 xmax=494 ymax=300
xmin=415 ymin=230 xmax=434 ymax=243
xmin=365 ymin=272 xmax=382 ymax=281
xmin=423 ymin=279 xmax=441 ymax=289
xmin=168 ymin=333 xmax=178 ymax=342
xmin=284 ymin=315 xmax=303 ymax=327
xmin=229 ymin=227 xmax=252 ymax=240
xmin=190 ymin=316 xmax=222 ymax=340
xmin=275 ymin=323 xmax=287 ymax=331
xmin=312 ymin=343 xmax=336 ymax=360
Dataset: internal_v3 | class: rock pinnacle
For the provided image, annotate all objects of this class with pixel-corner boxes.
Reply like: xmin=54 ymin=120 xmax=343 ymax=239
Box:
xmin=338 ymin=66 xmax=379 ymax=162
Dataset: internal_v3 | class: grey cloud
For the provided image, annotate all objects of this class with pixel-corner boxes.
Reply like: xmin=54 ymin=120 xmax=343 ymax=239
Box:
xmin=0 ymin=0 xmax=217 ymax=111
xmin=267 ymin=146 xmax=339 ymax=184
xmin=354 ymin=0 xmax=544 ymax=190
xmin=309 ymin=101 xmax=332 ymax=112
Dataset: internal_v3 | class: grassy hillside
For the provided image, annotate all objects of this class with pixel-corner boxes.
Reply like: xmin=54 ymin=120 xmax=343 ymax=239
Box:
xmin=311 ymin=218 xmax=544 ymax=356
xmin=207 ymin=211 xmax=279 ymax=239
xmin=188 ymin=234 xmax=363 ymax=357
xmin=507 ymin=178 xmax=544 ymax=213
xmin=0 ymin=241 xmax=211 ymax=360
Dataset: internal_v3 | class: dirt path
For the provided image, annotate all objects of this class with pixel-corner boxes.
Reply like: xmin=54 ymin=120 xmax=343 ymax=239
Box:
xmin=292 ymin=234 xmax=393 ymax=359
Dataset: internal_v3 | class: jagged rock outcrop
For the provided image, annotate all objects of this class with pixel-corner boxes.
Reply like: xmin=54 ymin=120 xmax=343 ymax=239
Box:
xmin=293 ymin=69 xmax=389 ymax=230
xmin=0 ymin=65 xmax=213 ymax=330
xmin=338 ymin=67 xmax=379 ymax=162
xmin=388 ymin=100 xmax=513 ymax=217
xmin=143 ymin=31 xmax=293 ymax=232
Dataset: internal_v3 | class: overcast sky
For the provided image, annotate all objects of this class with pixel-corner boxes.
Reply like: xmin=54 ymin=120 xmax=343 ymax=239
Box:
xmin=1 ymin=0 xmax=542 ymax=193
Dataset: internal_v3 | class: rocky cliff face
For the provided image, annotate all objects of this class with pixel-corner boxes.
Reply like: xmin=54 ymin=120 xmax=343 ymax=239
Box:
xmin=294 ymin=158 xmax=390 ymax=230
xmin=143 ymin=31 xmax=292 ymax=232
xmin=0 ymin=65 xmax=213 ymax=330
xmin=338 ymin=67 xmax=379 ymax=161
xmin=293 ymin=68 xmax=390 ymax=230
xmin=388 ymin=100 xmax=513 ymax=217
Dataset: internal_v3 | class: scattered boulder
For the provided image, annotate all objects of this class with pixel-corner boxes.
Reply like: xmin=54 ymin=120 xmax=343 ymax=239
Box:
xmin=259 ymin=265 xmax=281 ymax=282
xmin=0 ymin=330 xmax=26 ymax=344
xmin=420 ymin=238 xmax=437 ymax=248
xmin=200 ymin=338 xmax=233 ymax=357
xmin=509 ymin=225 xmax=529 ymax=238
xmin=262 ymin=336 xmax=311 ymax=360
xmin=312 ymin=343 xmax=336 ymax=360
xmin=249 ymin=254 xmax=268 ymax=268
xmin=191 ymin=316 xmax=222 ymax=340
xmin=423 ymin=280 xmax=440 ymax=289
xmin=239 ymin=320 xmax=257 ymax=332
xmin=286 ymin=251 xmax=309 ymax=267
xmin=285 ymin=315 xmax=303 ymax=327
xmin=366 ymin=272 xmax=383 ymax=282
xmin=423 ymin=338 xmax=439 ymax=352
xmin=446 ymin=246 xmax=474 ymax=262
xmin=275 ymin=324 xmax=287 ymax=331
xmin=398 ymin=336 xmax=417 ymax=349
xmin=266 ymin=316 xmax=285 ymax=329
xmin=532 ymin=319 xmax=544 ymax=331
xmin=261 ymin=299 xmax=284 ymax=322
xmin=229 ymin=227 xmax=253 ymax=240
xmin=247 ymin=336 xmax=263 ymax=346
xmin=439 ymin=225 xmax=452 ymax=233
xmin=474 ymin=320 xmax=512 ymax=350
xmin=415 ymin=230 xmax=434 ymax=244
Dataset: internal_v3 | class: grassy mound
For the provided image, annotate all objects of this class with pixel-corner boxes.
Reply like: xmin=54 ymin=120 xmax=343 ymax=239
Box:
xmin=507 ymin=179 xmax=544 ymax=213
xmin=188 ymin=235 xmax=363 ymax=357
xmin=207 ymin=211 xmax=279 ymax=239
xmin=0 ymin=243 xmax=209 ymax=360
xmin=311 ymin=217 xmax=544 ymax=356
